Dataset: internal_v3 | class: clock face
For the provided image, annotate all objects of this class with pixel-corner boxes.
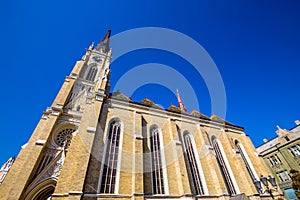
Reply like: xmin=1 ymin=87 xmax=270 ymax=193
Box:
xmin=91 ymin=56 xmax=102 ymax=63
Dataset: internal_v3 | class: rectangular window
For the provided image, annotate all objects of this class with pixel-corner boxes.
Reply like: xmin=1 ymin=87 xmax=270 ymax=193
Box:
xmin=290 ymin=146 xmax=300 ymax=157
xmin=267 ymin=158 xmax=274 ymax=166
xmin=284 ymin=136 xmax=290 ymax=141
xmin=277 ymin=171 xmax=290 ymax=182
xmin=270 ymin=154 xmax=281 ymax=165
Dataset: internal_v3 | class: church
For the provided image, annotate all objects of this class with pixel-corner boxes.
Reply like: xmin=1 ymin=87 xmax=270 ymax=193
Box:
xmin=0 ymin=30 xmax=281 ymax=199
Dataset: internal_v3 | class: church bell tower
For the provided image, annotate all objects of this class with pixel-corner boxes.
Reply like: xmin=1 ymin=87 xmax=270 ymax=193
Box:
xmin=0 ymin=30 xmax=112 ymax=200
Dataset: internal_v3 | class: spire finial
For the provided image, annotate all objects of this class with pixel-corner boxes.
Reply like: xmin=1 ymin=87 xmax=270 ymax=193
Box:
xmin=176 ymin=89 xmax=187 ymax=112
xmin=88 ymin=42 xmax=95 ymax=50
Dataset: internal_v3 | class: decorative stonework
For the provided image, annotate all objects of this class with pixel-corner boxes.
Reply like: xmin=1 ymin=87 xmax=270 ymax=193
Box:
xmin=35 ymin=140 xmax=46 ymax=146
xmin=44 ymin=148 xmax=60 ymax=158
xmin=41 ymin=151 xmax=65 ymax=180
xmin=54 ymin=128 xmax=75 ymax=149
xmin=87 ymin=127 xmax=97 ymax=133
xmin=0 ymin=157 xmax=15 ymax=184
xmin=96 ymin=89 xmax=106 ymax=102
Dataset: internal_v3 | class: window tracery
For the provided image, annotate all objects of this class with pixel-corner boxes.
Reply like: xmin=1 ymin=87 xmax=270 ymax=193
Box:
xmin=54 ymin=128 xmax=75 ymax=149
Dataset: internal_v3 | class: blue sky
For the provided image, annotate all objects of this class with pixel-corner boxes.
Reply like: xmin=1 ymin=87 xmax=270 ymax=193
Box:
xmin=0 ymin=0 xmax=300 ymax=165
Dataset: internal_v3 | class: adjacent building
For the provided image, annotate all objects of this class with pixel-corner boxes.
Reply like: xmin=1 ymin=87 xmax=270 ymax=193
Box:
xmin=0 ymin=156 xmax=15 ymax=184
xmin=256 ymin=120 xmax=300 ymax=200
xmin=0 ymin=30 xmax=280 ymax=200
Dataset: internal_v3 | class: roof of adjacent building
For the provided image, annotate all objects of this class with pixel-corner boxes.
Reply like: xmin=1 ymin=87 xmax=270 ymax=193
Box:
xmin=256 ymin=122 xmax=300 ymax=155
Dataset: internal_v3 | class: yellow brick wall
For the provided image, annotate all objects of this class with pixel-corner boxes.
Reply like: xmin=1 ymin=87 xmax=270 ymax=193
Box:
xmin=0 ymin=77 xmax=75 ymax=200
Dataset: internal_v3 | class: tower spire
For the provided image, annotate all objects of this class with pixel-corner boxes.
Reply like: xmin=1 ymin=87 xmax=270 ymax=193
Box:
xmin=176 ymin=89 xmax=187 ymax=112
xmin=95 ymin=29 xmax=111 ymax=53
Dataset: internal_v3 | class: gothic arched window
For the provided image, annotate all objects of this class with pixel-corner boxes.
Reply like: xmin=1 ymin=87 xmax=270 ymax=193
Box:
xmin=86 ymin=65 xmax=98 ymax=82
xmin=183 ymin=132 xmax=204 ymax=195
xmin=100 ymin=120 xmax=122 ymax=194
xmin=150 ymin=126 xmax=165 ymax=194
xmin=212 ymin=136 xmax=237 ymax=195
xmin=235 ymin=140 xmax=259 ymax=187
xmin=35 ymin=127 xmax=75 ymax=176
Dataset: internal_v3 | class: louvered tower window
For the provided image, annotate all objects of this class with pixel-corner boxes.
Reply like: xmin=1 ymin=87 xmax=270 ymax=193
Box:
xmin=100 ymin=121 xmax=121 ymax=193
xmin=86 ymin=66 xmax=98 ymax=81
xmin=183 ymin=133 xmax=204 ymax=195
xmin=212 ymin=137 xmax=236 ymax=195
xmin=150 ymin=128 xmax=165 ymax=194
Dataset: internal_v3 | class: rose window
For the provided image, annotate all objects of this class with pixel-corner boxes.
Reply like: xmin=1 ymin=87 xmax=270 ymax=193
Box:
xmin=55 ymin=128 xmax=75 ymax=148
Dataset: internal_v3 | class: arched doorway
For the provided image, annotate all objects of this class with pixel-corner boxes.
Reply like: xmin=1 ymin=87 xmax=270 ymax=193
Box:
xmin=23 ymin=178 xmax=56 ymax=200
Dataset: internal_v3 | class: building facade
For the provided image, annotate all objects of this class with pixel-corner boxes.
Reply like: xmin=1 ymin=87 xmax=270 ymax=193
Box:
xmin=0 ymin=157 xmax=15 ymax=184
xmin=256 ymin=121 xmax=300 ymax=200
xmin=0 ymin=31 xmax=280 ymax=200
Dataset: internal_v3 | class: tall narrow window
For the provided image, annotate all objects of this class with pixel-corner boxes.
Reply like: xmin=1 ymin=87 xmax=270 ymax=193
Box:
xmin=183 ymin=133 xmax=204 ymax=195
xmin=235 ymin=140 xmax=262 ymax=193
xmin=212 ymin=137 xmax=236 ymax=195
xmin=150 ymin=127 xmax=165 ymax=194
xmin=100 ymin=120 xmax=122 ymax=193
xmin=86 ymin=66 xmax=98 ymax=81
xmin=235 ymin=141 xmax=256 ymax=181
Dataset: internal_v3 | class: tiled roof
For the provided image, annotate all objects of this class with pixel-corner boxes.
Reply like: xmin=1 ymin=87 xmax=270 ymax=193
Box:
xmin=139 ymin=97 xmax=163 ymax=109
xmin=190 ymin=110 xmax=210 ymax=119
xmin=210 ymin=115 xmax=235 ymax=126
xmin=167 ymin=104 xmax=182 ymax=113
xmin=111 ymin=91 xmax=132 ymax=102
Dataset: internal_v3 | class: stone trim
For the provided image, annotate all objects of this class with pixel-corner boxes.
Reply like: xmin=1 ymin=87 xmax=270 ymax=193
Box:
xmin=35 ymin=140 xmax=46 ymax=146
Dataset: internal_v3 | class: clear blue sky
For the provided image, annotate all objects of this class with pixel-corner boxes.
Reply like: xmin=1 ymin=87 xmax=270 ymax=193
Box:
xmin=0 ymin=0 xmax=299 ymax=165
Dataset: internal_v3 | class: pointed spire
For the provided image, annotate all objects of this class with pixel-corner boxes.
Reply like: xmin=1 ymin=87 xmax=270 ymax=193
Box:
xmin=176 ymin=89 xmax=187 ymax=112
xmin=96 ymin=29 xmax=111 ymax=53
